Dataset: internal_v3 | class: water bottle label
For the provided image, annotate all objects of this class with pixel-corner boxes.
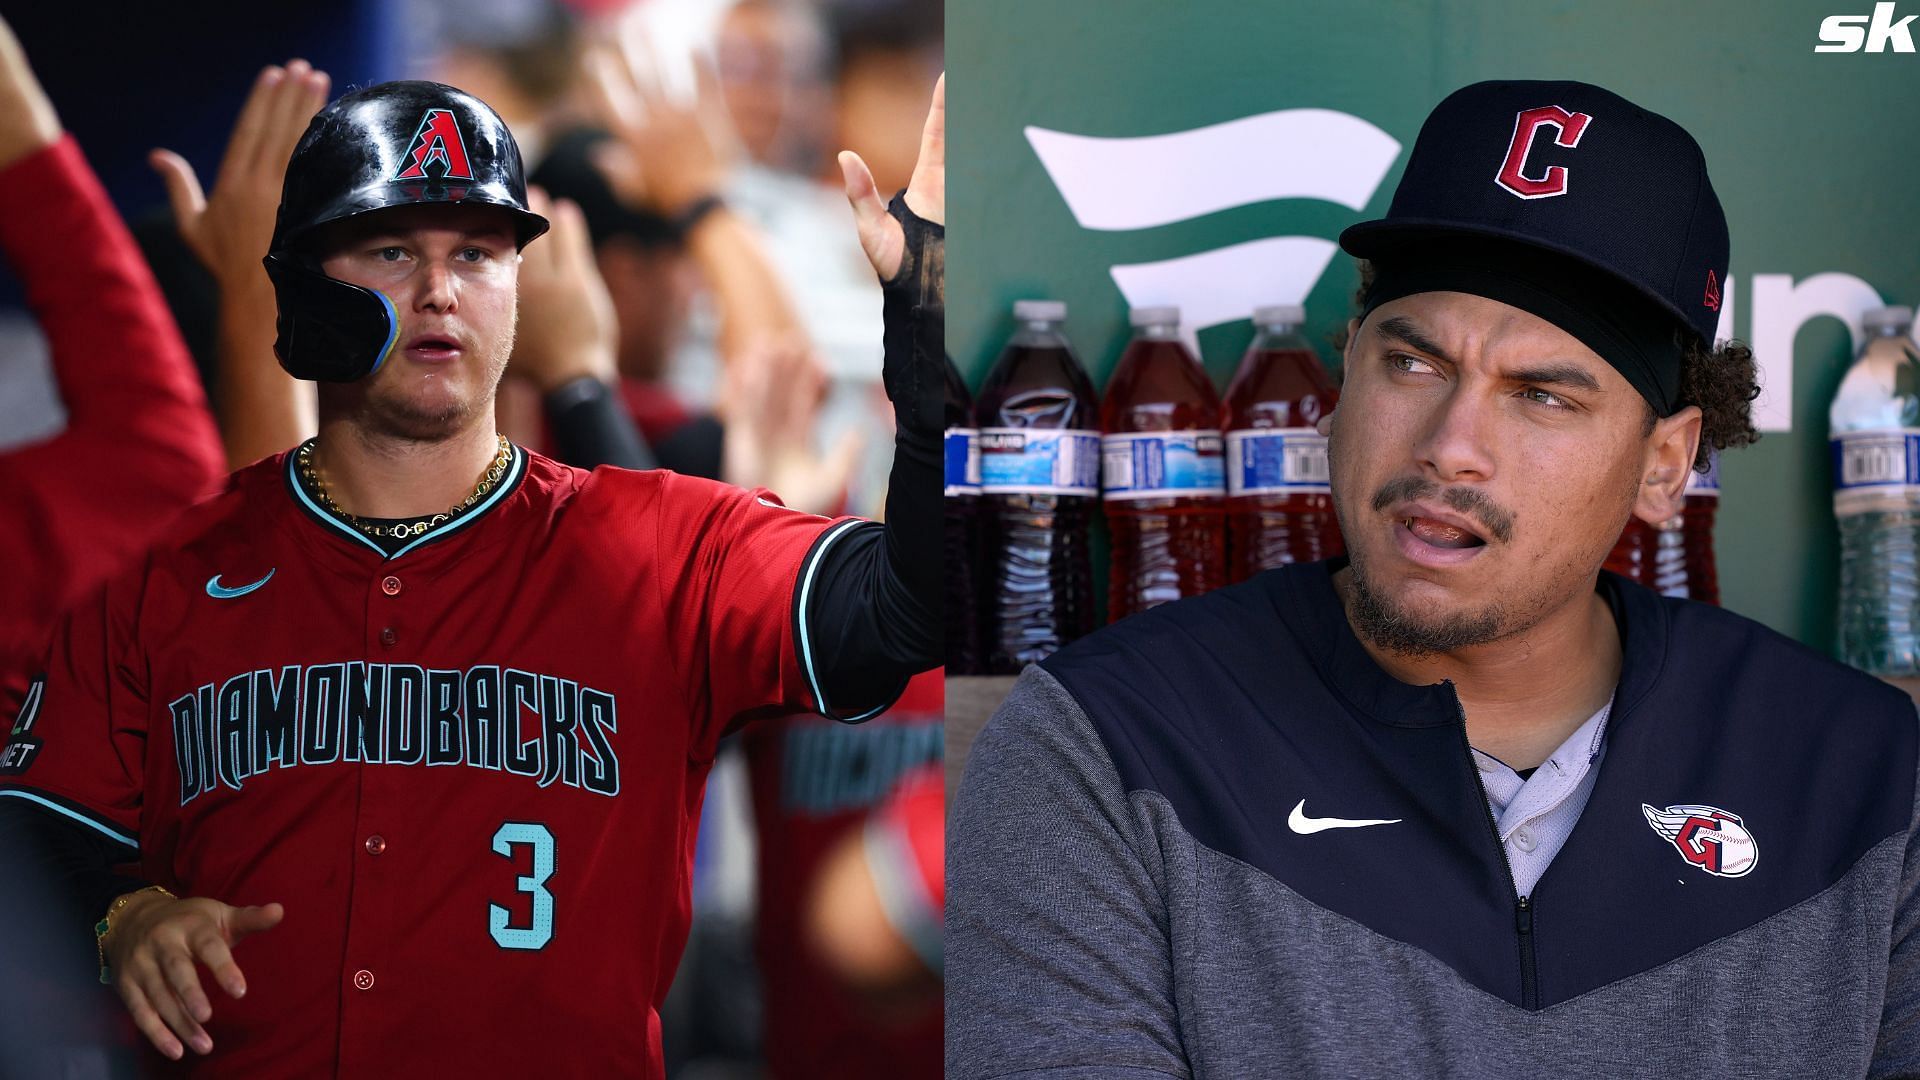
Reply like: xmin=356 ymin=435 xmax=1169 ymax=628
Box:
xmin=978 ymin=428 xmax=1101 ymax=495
xmin=1833 ymin=429 xmax=1920 ymax=514
xmin=1226 ymin=428 xmax=1332 ymax=495
xmin=1683 ymin=452 xmax=1719 ymax=499
xmin=945 ymin=427 xmax=982 ymax=495
xmin=1100 ymin=431 xmax=1225 ymax=501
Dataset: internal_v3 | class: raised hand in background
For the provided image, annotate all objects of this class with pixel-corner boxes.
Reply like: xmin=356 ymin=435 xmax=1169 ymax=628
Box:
xmin=719 ymin=337 xmax=862 ymax=517
xmin=151 ymin=61 xmax=329 ymax=468
xmin=0 ymin=15 xmax=61 ymax=170
xmin=509 ymin=186 xmax=620 ymax=394
xmin=582 ymin=32 xmax=806 ymax=365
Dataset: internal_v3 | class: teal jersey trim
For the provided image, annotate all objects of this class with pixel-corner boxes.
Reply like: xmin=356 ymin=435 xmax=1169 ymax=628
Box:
xmin=285 ymin=442 xmax=526 ymax=560
xmin=794 ymin=518 xmax=892 ymax=723
xmin=391 ymin=446 xmax=526 ymax=557
xmin=0 ymin=789 xmax=138 ymax=850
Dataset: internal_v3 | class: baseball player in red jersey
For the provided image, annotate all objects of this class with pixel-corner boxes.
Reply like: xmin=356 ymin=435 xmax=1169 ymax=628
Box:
xmin=0 ymin=72 xmax=944 ymax=1078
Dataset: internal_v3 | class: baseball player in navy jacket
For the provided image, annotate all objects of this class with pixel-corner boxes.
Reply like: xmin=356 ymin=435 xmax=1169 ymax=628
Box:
xmin=949 ymin=80 xmax=1920 ymax=1078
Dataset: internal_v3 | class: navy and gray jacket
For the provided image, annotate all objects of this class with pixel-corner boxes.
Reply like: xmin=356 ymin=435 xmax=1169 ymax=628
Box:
xmin=948 ymin=560 xmax=1920 ymax=1078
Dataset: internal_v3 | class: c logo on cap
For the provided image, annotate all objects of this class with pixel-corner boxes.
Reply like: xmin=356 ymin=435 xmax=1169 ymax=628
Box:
xmin=1495 ymin=105 xmax=1593 ymax=201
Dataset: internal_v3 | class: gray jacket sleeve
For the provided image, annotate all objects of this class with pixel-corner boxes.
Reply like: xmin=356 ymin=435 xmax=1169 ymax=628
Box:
xmin=1871 ymin=706 xmax=1920 ymax=1078
xmin=946 ymin=665 xmax=1193 ymax=1080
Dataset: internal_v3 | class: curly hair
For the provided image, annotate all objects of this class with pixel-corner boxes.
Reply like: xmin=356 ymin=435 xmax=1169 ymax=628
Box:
xmin=1339 ymin=259 xmax=1759 ymax=473
xmin=1669 ymin=335 xmax=1761 ymax=473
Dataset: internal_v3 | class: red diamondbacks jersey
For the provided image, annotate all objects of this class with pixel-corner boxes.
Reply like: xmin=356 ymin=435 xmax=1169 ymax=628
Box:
xmin=0 ymin=445 xmax=889 ymax=1078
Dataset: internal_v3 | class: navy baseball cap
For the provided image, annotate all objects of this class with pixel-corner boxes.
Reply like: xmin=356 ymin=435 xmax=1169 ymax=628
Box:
xmin=1340 ymin=80 xmax=1729 ymax=368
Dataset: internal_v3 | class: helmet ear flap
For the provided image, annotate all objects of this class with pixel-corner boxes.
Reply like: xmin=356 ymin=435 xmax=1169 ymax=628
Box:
xmin=263 ymin=253 xmax=402 ymax=383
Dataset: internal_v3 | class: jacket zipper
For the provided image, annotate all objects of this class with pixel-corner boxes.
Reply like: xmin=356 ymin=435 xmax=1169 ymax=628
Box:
xmin=1446 ymin=680 xmax=1539 ymax=1009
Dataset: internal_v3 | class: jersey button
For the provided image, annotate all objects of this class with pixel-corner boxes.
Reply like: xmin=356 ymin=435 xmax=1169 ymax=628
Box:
xmin=1513 ymin=827 xmax=1538 ymax=853
xmin=353 ymin=969 xmax=374 ymax=991
xmin=381 ymin=575 xmax=402 ymax=596
xmin=365 ymin=835 xmax=386 ymax=855
xmin=379 ymin=627 xmax=397 ymax=647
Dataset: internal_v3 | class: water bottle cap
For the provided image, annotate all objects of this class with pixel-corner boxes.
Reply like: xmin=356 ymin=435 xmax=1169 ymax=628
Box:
xmin=1013 ymin=299 xmax=1067 ymax=322
xmin=1129 ymin=305 xmax=1180 ymax=327
xmin=1253 ymin=304 xmax=1307 ymax=327
xmin=1864 ymin=305 xmax=1914 ymax=331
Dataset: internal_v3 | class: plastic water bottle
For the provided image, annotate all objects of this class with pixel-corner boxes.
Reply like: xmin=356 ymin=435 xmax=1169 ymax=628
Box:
xmin=1831 ymin=305 xmax=1920 ymax=676
xmin=1680 ymin=453 xmax=1720 ymax=606
xmin=1221 ymin=304 xmax=1343 ymax=582
xmin=944 ymin=355 xmax=983 ymax=674
xmin=1605 ymin=515 xmax=1688 ymax=596
xmin=974 ymin=300 xmax=1100 ymax=672
xmin=1605 ymin=451 xmax=1720 ymax=603
xmin=1101 ymin=306 xmax=1226 ymax=621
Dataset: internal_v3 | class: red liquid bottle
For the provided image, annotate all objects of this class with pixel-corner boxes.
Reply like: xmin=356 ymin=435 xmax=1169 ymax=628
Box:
xmin=974 ymin=300 xmax=1100 ymax=672
xmin=1221 ymin=305 xmax=1343 ymax=582
xmin=1101 ymin=306 xmax=1226 ymax=622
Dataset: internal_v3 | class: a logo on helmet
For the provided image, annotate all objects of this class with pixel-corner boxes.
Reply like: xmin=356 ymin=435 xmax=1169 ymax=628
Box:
xmin=393 ymin=108 xmax=475 ymax=183
xmin=1641 ymin=803 xmax=1758 ymax=878
xmin=1495 ymin=105 xmax=1592 ymax=200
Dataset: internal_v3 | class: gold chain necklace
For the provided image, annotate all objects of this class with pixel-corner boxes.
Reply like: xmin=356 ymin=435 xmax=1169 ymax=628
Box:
xmin=298 ymin=435 xmax=513 ymax=540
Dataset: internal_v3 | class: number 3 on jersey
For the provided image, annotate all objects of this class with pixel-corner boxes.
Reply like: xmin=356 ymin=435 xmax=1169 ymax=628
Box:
xmin=490 ymin=822 xmax=555 ymax=950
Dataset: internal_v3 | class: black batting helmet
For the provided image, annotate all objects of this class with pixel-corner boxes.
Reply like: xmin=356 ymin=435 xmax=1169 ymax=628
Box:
xmin=263 ymin=80 xmax=550 ymax=383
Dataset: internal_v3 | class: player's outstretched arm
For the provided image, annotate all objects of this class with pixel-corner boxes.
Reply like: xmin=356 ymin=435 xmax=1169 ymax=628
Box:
xmin=101 ymin=890 xmax=283 ymax=1061
xmin=791 ymin=74 xmax=947 ymax=714
xmin=0 ymin=14 xmax=227 ymax=698
xmin=151 ymin=61 xmax=329 ymax=469
xmin=653 ymin=76 xmax=944 ymax=734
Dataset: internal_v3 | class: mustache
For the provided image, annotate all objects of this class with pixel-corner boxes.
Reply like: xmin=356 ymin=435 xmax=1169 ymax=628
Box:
xmin=1369 ymin=475 xmax=1515 ymax=545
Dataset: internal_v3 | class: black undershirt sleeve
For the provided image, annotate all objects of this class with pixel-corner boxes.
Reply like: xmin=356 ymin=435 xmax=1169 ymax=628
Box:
xmin=802 ymin=193 xmax=944 ymax=718
xmin=542 ymin=376 xmax=657 ymax=471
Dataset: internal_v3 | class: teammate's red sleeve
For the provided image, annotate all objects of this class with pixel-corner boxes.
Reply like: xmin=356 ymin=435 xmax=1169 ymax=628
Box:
xmin=0 ymin=567 xmax=151 ymax=855
xmin=0 ymin=135 xmax=224 ymax=713
xmin=650 ymin=471 xmax=869 ymax=756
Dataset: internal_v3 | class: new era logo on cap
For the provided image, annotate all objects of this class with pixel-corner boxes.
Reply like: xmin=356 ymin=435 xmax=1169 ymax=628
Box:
xmin=1340 ymin=80 xmax=1729 ymax=347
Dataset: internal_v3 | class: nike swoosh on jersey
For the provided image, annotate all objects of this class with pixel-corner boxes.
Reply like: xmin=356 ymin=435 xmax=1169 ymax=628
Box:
xmin=1287 ymin=798 xmax=1402 ymax=834
xmin=205 ymin=569 xmax=276 ymax=599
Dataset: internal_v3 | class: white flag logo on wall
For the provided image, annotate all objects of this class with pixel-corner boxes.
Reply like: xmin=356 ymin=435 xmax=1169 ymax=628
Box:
xmin=1025 ymin=109 xmax=1401 ymax=346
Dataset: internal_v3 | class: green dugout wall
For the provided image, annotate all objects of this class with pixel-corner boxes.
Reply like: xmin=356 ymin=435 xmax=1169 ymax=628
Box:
xmin=949 ymin=0 xmax=1920 ymax=650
